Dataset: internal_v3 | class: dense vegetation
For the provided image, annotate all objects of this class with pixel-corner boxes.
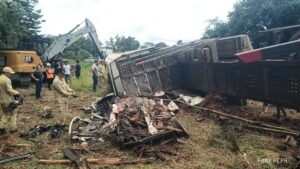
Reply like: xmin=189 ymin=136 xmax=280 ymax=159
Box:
xmin=62 ymin=37 xmax=97 ymax=60
xmin=1 ymin=0 xmax=300 ymax=57
xmin=0 ymin=0 xmax=142 ymax=59
xmin=0 ymin=0 xmax=43 ymax=36
xmin=204 ymin=0 xmax=300 ymax=47
xmin=0 ymin=0 xmax=44 ymax=49
xmin=105 ymin=35 xmax=140 ymax=52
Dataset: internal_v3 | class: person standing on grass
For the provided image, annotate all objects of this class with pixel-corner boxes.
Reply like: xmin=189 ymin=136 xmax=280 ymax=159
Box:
xmin=45 ymin=63 xmax=55 ymax=90
xmin=75 ymin=60 xmax=81 ymax=79
xmin=63 ymin=60 xmax=71 ymax=84
xmin=54 ymin=61 xmax=61 ymax=75
xmin=98 ymin=59 xmax=107 ymax=87
xmin=52 ymin=70 xmax=76 ymax=115
xmin=0 ymin=67 xmax=20 ymax=134
xmin=31 ymin=64 xmax=44 ymax=99
xmin=91 ymin=59 xmax=99 ymax=92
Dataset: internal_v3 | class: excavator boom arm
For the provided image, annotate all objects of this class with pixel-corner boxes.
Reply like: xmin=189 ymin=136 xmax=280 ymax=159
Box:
xmin=43 ymin=19 xmax=104 ymax=60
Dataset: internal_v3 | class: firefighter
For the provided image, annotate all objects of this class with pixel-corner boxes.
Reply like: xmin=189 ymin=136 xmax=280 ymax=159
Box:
xmin=45 ymin=63 xmax=55 ymax=90
xmin=0 ymin=67 xmax=20 ymax=134
xmin=52 ymin=70 xmax=76 ymax=117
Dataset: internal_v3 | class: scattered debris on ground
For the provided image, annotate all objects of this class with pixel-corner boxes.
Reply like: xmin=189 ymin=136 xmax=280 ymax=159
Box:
xmin=0 ymin=153 xmax=31 ymax=164
xmin=70 ymin=93 xmax=189 ymax=153
xmin=2 ymin=88 xmax=300 ymax=168
xmin=20 ymin=124 xmax=67 ymax=139
xmin=59 ymin=91 xmax=300 ymax=168
xmin=42 ymin=107 xmax=53 ymax=119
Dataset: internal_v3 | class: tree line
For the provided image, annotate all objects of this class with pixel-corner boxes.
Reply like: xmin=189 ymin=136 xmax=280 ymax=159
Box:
xmin=0 ymin=0 xmax=150 ymax=59
xmin=1 ymin=0 xmax=300 ymax=58
xmin=0 ymin=0 xmax=44 ymax=49
xmin=0 ymin=0 xmax=43 ymax=37
xmin=203 ymin=0 xmax=300 ymax=47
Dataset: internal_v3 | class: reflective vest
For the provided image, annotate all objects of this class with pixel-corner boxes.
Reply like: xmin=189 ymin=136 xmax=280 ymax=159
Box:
xmin=46 ymin=68 xmax=55 ymax=79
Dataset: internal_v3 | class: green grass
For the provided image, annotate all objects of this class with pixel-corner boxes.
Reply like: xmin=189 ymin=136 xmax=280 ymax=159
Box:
xmin=5 ymin=61 xmax=296 ymax=169
xmin=69 ymin=61 xmax=93 ymax=92
xmin=68 ymin=61 xmax=110 ymax=96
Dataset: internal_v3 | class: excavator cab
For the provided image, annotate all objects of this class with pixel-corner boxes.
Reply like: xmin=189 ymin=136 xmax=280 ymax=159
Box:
xmin=0 ymin=50 xmax=44 ymax=85
xmin=0 ymin=35 xmax=49 ymax=85
xmin=0 ymin=18 xmax=104 ymax=86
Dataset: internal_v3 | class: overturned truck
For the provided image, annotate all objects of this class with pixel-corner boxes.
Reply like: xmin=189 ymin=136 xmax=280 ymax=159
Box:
xmin=106 ymin=35 xmax=300 ymax=110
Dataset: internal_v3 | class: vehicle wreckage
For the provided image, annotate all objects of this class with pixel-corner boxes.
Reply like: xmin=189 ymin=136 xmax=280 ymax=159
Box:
xmin=70 ymin=93 xmax=189 ymax=149
xmin=54 ymin=34 xmax=300 ymax=166
xmin=106 ymin=35 xmax=300 ymax=110
xmin=32 ymin=33 xmax=300 ymax=168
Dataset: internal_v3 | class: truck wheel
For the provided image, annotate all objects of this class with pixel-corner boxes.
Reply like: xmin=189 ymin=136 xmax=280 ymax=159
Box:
xmin=20 ymin=75 xmax=31 ymax=86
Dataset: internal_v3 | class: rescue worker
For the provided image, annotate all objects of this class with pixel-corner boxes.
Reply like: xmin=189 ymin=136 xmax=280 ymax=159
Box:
xmin=45 ymin=63 xmax=55 ymax=90
xmin=91 ymin=59 xmax=99 ymax=92
xmin=52 ymin=70 xmax=76 ymax=116
xmin=31 ymin=64 xmax=44 ymax=99
xmin=98 ymin=59 xmax=107 ymax=87
xmin=0 ymin=67 xmax=20 ymax=133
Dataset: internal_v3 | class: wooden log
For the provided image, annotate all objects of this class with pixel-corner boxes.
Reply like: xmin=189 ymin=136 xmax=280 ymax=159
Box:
xmin=0 ymin=153 xmax=31 ymax=164
xmin=155 ymin=98 xmax=300 ymax=136
xmin=244 ymin=125 xmax=300 ymax=136
xmin=38 ymin=158 xmax=153 ymax=165
xmin=156 ymin=126 xmax=183 ymax=132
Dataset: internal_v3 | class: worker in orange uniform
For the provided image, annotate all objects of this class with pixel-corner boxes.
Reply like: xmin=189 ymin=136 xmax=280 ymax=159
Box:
xmin=45 ymin=63 xmax=55 ymax=90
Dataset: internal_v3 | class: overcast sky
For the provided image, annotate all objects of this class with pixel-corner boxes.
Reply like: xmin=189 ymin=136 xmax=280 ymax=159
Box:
xmin=37 ymin=0 xmax=237 ymax=45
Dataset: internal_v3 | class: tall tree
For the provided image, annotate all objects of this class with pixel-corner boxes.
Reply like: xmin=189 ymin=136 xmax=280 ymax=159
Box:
xmin=0 ymin=0 xmax=43 ymax=36
xmin=105 ymin=37 xmax=116 ymax=51
xmin=204 ymin=18 xmax=230 ymax=38
xmin=176 ymin=40 xmax=183 ymax=46
xmin=63 ymin=37 xmax=96 ymax=59
xmin=140 ymin=42 xmax=155 ymax=49
xmin=204 ymin=0 xmax=300 ymax=47
xmin=106 ymin=35 xmax=140 ymax=52
xmin=19 ymin=0 xmax=44 ymax=36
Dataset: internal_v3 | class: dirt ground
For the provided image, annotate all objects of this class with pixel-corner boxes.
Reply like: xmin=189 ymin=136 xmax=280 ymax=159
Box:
xmin=1 ymin=85 xmax=300 ymax=169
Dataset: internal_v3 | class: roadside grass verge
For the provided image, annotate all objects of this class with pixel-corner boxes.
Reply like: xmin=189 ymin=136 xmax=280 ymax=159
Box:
xmin=69 ymin=61 xmax=93 ymax=93
xmin=68 ymin=61 xmax=110 ymax=96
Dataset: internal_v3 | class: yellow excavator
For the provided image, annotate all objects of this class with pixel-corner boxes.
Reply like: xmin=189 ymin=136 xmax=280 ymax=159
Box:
xmin=0 ymin=18 xmax=104 ymax=85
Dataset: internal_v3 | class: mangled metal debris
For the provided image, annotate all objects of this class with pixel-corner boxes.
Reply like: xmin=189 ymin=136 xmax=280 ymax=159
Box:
xmin=70 ymin=93 xmax=189 ymax=149
xmin=20 ymin=124 xmax=67 ymax=139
